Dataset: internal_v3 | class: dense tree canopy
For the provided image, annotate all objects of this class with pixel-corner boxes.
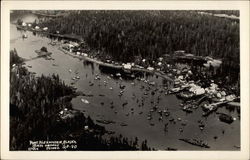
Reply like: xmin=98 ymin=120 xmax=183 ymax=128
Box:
xmin=40 ymin=10 xmax=239 ymax=66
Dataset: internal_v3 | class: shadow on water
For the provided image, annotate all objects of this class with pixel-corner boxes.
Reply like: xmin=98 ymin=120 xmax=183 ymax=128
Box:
xmin=83 ymin=60 xmax=95 ymax=75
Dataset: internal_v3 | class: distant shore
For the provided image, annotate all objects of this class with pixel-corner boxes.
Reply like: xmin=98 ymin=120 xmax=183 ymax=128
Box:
xmin=16 ymin=24 xmax=82 ymax=42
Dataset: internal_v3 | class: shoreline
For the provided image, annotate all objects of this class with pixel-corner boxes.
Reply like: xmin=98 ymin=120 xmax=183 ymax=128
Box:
xmin=16 ymin=24 xmax=83 ymax=42
xmin=58 ymin=47 xmax=174 ymax=82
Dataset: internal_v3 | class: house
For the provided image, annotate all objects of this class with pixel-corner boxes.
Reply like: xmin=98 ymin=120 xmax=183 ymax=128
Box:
xmin=22 ymin=22 xmax=27 ymax=26
xmin=123 ymin=63 xmax=132 ymax=70
xmin=174 ymin=50 xmax=185 ymax=56
xmin=147 ymin=67 xmax=154 ymax=71
xmin=157 ymin=62 xmax=162 ymax=66
xmin=43 ymin=27 xmax=48 ymax=31
xmin=62 ymin=43 xmax=74 ymax=52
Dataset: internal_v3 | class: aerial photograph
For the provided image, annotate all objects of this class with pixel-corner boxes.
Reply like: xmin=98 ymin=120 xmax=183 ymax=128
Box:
xmin=9 ymin=10 xmax=240 ymax=151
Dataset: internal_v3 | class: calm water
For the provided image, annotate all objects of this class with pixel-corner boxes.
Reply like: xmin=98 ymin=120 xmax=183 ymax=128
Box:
xmin=10 ymin=13 xmax=240 ymax=150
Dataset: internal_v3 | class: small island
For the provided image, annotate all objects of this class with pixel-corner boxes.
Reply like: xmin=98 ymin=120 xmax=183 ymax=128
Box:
xmin=35 ymin=46 xmax=52 ymax=57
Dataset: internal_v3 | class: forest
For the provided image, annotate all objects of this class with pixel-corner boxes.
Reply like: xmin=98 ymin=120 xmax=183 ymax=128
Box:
xmin=39 ymin=10 xmax=239 ymax=67
xmin=10 ymin=49 xmax=151 ymax=150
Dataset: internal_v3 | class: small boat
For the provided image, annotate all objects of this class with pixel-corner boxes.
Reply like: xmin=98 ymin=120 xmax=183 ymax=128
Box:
xmin=116 ymin=73 xmax=121 ymax=77
xmin=81 ymin=98 xmax=89 ymax=104
xmin=219 ymin=113 xmax=234 ymax=124
xmin=179 ymin=138 xmax=210 ymax=148
xmin=94 ymin=76 xmax=100 ymax=80
xmin=165 ymin=113 xmax=170 ymax=117
xmin=181 ymin=122 xmax=187 ymax=126
xmin=182 ymin=106 xmax=193 ymax=113
xmin=107 ymin=76 xmax=111 ymax=79
xmin=22 ymin=34 xmax=28 ymax=38
xmin=165 ymin=147 xmax=178 ymax=151
xmin=120 ymin=123 xmax=128 ymax=126
xmin=147 ymin=116 xmax=152 ymax=120
xmin=120 ymin=84 xmax=126 ymax=89
xmin=48 ymin=41 xmax=57 ymax=46
xmin=96 ymin=119 xmax=115 ymax=125
xmin=122 ymin=102 xmax=128 ymax=106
